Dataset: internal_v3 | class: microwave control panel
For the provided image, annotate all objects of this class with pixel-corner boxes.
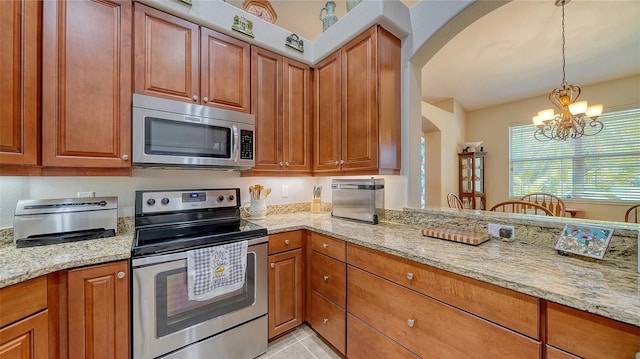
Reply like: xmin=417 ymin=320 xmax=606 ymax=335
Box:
xmin=240 ymin=130 xmax=254 ymax=160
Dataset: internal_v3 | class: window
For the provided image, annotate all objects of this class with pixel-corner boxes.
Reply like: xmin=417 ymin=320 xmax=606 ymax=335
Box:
xmin=509 ymin=108 xmax=640 ymax=202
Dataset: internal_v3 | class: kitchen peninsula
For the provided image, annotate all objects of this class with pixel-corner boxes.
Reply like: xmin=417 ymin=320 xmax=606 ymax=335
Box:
xmin=1 ymin=207 xmax=638 ymax=358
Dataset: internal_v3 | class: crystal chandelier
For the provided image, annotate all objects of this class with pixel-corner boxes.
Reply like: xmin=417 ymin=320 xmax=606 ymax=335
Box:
xmin=532 ymin=0 xmax=603 ymax=141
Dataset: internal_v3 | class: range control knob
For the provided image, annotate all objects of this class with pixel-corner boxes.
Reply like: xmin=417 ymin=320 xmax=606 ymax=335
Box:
xmin=227 ymin=195 xmax=235 ymax=201
xmin=146 ymin=198 xmax=156 ymax=206
xmin=217 ymin=195 xmax=225 ymax=202
xmin=161 ymin=198 xmax=170 ymax=205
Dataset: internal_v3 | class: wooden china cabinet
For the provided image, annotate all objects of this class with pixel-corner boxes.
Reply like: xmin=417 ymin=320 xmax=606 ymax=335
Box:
xmin=458 ymin=151 xmax=487 ymax=210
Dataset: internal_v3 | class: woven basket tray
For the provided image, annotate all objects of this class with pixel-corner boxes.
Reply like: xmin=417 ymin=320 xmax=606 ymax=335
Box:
xmin=421 ymin=226 xmax=489 ymax=246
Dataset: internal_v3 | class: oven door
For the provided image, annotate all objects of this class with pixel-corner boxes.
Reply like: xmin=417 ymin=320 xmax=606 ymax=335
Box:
xmin=132 ymin=238 xmax=267 ymax=359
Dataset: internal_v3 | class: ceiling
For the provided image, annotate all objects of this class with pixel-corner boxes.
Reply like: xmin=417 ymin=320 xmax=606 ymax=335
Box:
xmin=421 ymin=0 xmax=640 ymax=111
xmin=227 ymin=0 xmax=640 ymax=112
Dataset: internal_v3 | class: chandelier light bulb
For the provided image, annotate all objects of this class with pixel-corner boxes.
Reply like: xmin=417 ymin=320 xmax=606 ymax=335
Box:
xmin=568 ymin=100 xmax=587 ymax=115
xmin=586 ymin=104 xmax=603 ymax=119
xmin=538 ymin=109 xmax=555 ymax=121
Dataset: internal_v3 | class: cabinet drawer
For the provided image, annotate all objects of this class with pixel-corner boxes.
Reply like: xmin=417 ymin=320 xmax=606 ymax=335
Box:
xmin=347 ymin=243 xmax=539 ymax=339
xmin=347 ymin=313 xmax=418 ymax=359
xmin=545 ymin=345 xmax=580 ymax=359
xmin=310 ymin=232 xmax=345 ymax=261
xmin=0 ymin=310 xmax=48 ymax=356
xmin=547 ymin=302 xmax=640 ymax=359
xmin=309 ymin=291 xmax=345 ymax=355
xmin=0 ymin=276 xmax=47 ymax=328
xmin=269 ymin=231 xmax=303 ymax=254
xmin=347 ymin=266 xmax=541 ymax=359
xmin=310 ymin=251 xmax=346 ymax=308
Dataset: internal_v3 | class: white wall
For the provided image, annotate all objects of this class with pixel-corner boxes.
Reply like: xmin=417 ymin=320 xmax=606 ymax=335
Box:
xmin=466 ymin=75 xmax=640 ymax=222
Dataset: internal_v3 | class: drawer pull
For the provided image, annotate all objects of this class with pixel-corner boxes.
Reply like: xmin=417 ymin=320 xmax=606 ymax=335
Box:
xmin=270 ymin=263 xmax=275 ymax=268
xmin=407 ymin=319 xmax=415 ymax=328
xmin=323 ymin=318 xmax=329 ymax=324
xmin=323 ymin=275 xmax=329 ymax=281
xmin=284 ymin=239 xmax=290 ymax=245
xmin=406 ymin=272 xmax=414 ymax=280
xmin=117 ymin=271 xmax=125 ymax=279
xmin=322 ymin=243 xmax=329 ymax=249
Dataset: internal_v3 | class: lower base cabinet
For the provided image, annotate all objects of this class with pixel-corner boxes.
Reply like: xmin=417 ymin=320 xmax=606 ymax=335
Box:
xmin=268 ymin=248 xmax=303 ymax=339
xmin=67 ymin=260 xmax=130 ymax=359
xmin=347 ymin=313 xmax=417 ymax=359
xmin=0 ymin=310 xmax=48 ymax=358
xmin=309 ymin=291 xmax=346 ymax=354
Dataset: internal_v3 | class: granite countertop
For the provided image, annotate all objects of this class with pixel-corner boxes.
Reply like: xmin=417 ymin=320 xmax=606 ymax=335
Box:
xmin=1 ymin=212 xmax=638 ymax=328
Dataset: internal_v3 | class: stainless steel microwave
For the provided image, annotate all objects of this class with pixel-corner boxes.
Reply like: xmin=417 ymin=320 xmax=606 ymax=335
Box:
xmin=132 ymin=94 xmax=255 ymax=170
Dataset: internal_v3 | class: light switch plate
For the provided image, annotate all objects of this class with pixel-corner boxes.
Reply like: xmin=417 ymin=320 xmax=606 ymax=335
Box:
xmin=281 ymin=185 xmax=289 ymax=198
xmin=77 ymin=191 xmax=95 ymax=198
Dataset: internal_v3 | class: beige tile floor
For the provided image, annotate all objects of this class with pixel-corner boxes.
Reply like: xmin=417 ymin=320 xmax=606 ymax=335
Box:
xmin=257 ymin=324 xmax=342 ymax=359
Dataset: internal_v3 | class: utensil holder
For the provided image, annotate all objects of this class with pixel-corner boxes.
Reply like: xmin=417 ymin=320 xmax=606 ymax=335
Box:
xmin=311 ymin=198 xmax=322 ymax=213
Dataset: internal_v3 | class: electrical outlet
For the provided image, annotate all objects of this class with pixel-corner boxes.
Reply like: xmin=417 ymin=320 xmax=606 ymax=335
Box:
xmin=488 ymin=223 xmax=515 ymax=239
xmin=77 ymin=191 xmax=95 ymax=198
xmin=281 ymin=185 xmax=289 ymax=198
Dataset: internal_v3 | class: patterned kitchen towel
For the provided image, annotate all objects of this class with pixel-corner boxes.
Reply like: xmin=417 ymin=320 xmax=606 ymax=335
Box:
xmin=187 ymin=240 xmax=248 ymax=301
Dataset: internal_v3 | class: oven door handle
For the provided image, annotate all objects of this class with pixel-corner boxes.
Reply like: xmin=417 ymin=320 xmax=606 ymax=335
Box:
xmin=132 ymin=236 xmax=267 ymax=267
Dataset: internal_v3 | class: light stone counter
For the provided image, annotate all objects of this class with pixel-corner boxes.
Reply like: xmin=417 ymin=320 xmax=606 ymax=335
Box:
xmin=1 ymin=211 xmax=638 ymax=328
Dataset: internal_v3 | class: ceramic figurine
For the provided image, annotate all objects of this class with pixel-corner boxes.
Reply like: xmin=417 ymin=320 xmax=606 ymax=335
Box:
xmin=319 ymin=1 xmax=337 ymax=32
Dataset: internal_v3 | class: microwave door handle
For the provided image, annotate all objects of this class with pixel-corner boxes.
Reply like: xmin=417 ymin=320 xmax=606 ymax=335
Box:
xmin=232 ymin=125 xmax=239 ymax=163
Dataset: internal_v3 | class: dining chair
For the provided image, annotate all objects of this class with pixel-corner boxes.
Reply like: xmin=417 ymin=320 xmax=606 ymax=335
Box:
xmin=489 ymin=200 xmax=554 ymax=216
xmin=624 ymin=204 xmax=640 ymax=223
xmin=447 ymin=193 xmax=464 ymax=209
xmin=520 ymin=192 xmax=566 ymax=217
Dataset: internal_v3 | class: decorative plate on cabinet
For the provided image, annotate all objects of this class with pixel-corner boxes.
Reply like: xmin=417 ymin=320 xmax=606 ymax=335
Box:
xmin=243 ymin=0 xmax=278 ymax=23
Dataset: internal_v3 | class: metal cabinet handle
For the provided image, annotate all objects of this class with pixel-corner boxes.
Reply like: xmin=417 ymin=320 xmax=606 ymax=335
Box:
xmin=334 ymin=161 xmax=339 ymax=165
xmin=322 ymin=243 xmax=329 ymax=249
xmin=203 ymin=96 xmax=209 ymax=102
xmin=323 ymin=275 xmax=329 ymax=281
xmin=279 ymin=162 xmax=284 ymax=166
xmin=285 ymin=162 xmax=289 ymax=166
xmin=192 ymin=95 xmax=198 ymax=101
xmin=340 ymin=160 xmax=345 ymax=164
xmin=121 ymin=154 xmax=129 ymax=161
xmin=270 ymin=263 xmax=275 ymax=268
xmin=284 ymin=239 xmax=290 ymax=245
xmin=117 ymin=271 xmax=125 ymax=279
xmin=406 ymin=272 xmax=414 ymax=280
xmin=322 ymin=318 xmax=329 ymax=324
xmin=407 ymin=319 xmax=415 ymax=328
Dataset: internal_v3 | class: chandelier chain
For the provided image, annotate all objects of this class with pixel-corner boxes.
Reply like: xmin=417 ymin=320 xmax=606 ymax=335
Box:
xmin=561 ymin=1 xmax=566 ymax=87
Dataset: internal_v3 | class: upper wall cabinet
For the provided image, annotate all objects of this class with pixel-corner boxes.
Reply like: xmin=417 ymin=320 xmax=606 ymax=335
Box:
xmin=314 ymin=25 xmax=401 ymax=175
xmin=41 ymin=0 xmax=132 ymax=172
xmin=133 ymin=3 xmax=251 ymax=113
xmin=247 ymin=46 xmax=312 ymax=175
xmin=0 ymin=0 xmax=40 ymax=167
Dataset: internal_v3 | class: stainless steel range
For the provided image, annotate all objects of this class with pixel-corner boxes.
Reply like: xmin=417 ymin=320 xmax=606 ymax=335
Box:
xmin=131 ymin=189 xmax=268 ymax=359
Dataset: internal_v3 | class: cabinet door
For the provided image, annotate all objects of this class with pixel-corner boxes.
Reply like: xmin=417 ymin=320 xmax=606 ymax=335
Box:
xmin=282 ymin=58 xmax=312 ymax=173
xmin=201 ymin=28 xmax=250 ymax=113
xmin=0 ymin=0 xmax=40 ymax=165
xmin=42 ymin=0 xmax=131 ymax=168
xmin=68 ymin=261 xmax=129 ymax=359
xmin=133 ymin=3 xmax=199 ymax=103
xmin=313 ymin=51 xmax=341 ymax=172
xmin=268 ymin=249 xmax=303 ymax=339
xmin=251 ymin=47 xmax=283 ymax=172
xmin=0 ymin=311 xmax=48 ymax=359
xmin=340 ymin=27 xmax=378 ymax=171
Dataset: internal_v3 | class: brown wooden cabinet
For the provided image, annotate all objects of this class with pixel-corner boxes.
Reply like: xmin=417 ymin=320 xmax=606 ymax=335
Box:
xmin=546 ymin=301 xmax=640 ymax=359
xmin=458 ymin=151 xmax=487 ymax=210
xmin=0 ymin=277 xmax=49 ymax=358
xmin=0 ymin=0 xmax=41 ymax=167
xmin=41 ymin=0 xmax=132 ymax=172
xmin=268 ymin=232 xmax=304 ymax=339
xmin=313 ymin=25 xmax=401 ymax=175
xmin=248 ymin=47 xmax=312 ymax=175
xmin=307 ymin=232 xmax=346 ymax=354
xmin=67 ymin=260 xmax=129 ymax=359
xmin=134 ymin=3 xmax=250 ymax=113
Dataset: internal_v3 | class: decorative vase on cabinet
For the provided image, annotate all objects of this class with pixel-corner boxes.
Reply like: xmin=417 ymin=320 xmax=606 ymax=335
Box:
xmin=458 ymin=151 xmax=487 ymax=210
xmin=319 ymin=1 xmax=337 ymax=31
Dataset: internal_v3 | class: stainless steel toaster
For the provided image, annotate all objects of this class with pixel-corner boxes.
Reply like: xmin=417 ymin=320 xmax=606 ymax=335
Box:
xmin=13 ymin=196 xmax=118 ymax=247
xmin=331 ymin=178 xmax=384 ymax=224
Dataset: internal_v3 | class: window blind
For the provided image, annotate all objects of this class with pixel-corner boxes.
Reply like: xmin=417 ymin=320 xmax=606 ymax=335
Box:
xmin=509 ymin=108 xmax=640 ymax=201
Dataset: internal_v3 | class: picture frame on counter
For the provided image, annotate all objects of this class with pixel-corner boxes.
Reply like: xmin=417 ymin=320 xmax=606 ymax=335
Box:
xmin=554 ymin=223 xmax=614 ymax=260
